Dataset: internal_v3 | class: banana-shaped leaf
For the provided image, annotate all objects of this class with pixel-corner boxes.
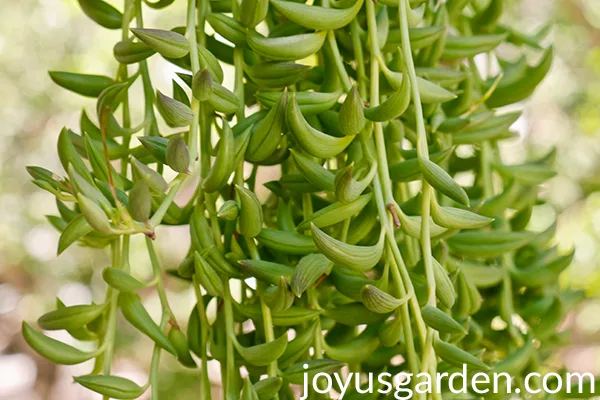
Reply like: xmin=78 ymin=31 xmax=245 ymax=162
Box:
xmin=290 ymin=150 xmax=335 ymax=192
xmin=291 ymin=253 xmax=333 ymax=297
xmin=486 ymin=47 xmax=553 ymax=108
xmin=263 ymin=276 xmax=295 ymax=312
xmin=364 ymin=66 xmax=410 ymax=122
xmin=38 ymin=303 xmax=106 ymax=331
xmin=296 ymin=193 xmax=372 ymax=231
xmin=380 ymin=62 xmax=456 ymax=104
xmin=49 ymin=71 xmax=114 ymax=97
xmin=322 ymin=326 xmax=380 ymax=364
xmin=232 ymin=332 xmax=288 ymax=366
xmin=131 ymin=28 xmax=189 ymax=59
xmin=279 ymin=322 xmax=317 ymax=369
xmin=247 ymin=89 xmax=288 ymax=162
xmin=511 ymin=250 xmax=574 ymax=287
xmin=335 ymin=161 xmax=377 ymax=204
xmin=270 ymin=0 xmax=364 ymax=31
xmin=254 ymin=377 xmax=283 ymax=400
xmin=431 ymin=197 xmax=493 ymax=229
xmin=434 ymin=336 xmax=490 ymax=370
xmin=234 ymin=302 xmax=321 ymax=326
xmin=102 ymin=267 xmax=147 ymax=292
xmin=287 ymin=94 xmax=355 ymax=158
xmin=312 ymin=224 xmax=384 ymax=272
xmin=442 ymin=33 xmax=507 ymax=59
xmin=238 ymin=259 xmax=294 ymax=285
xmin=256 ymin=229 xmax=318 ymax=255
xmin=203 ymin=120 xmax=235 ymax=192
xmin=22 ymin=322 xmax=100 ymax=365
xmin=247 ymin=30 xmax=326 ymax=61
xmin=58 ymin=214 xmax=93 ymax=254
xmin=119 ymin=293 xmax=177 ymax=355
xmin=421 ymin=305 xmax=467 ymax=334
xmin=77 ymin=0 xmax=123 ymax=29
xmin=324 ymin=302 xmax=390 ymax=326
xmin=235 ymin=185 xmax=264 ymax=237
xmin=246 ymin=61 xmax=312 ymax=88
xmin=256 ymin=91 xmax=340 ymax=115
xmin=74 ymin=375 xmax=145 ymax=399
xmin=447 ymin=231 xmax=535 ymax=258
xmin=447 ymin=258 xmax=504 ymax=288
xmin=361 ymin=285 xmax=410 ymax=313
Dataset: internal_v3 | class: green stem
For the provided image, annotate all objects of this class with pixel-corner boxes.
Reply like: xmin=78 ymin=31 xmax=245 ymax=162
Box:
xmin=206 ymin=193 xmax=224 ymax=252
xmin=373 ymin=176 xmax=420 ymax=377
xmin=480 ymin=141 xmax=524 ymax=346
xmin=149 ymin=315 xmax=168 ymax=400
xmin=421 ymin=184 xmax=436 ymax=306
xmin=223 ymin=281 xmax=238 ymax=400
xmin=480 ymin=141 xmax=495 ymax=198
xmin=121 ymin=235 xmax=131 ymax=274
xmin=326 ymin=30 xmax=351 ymax=92
xmin=146 ymin=236 xmax=176 ymax=322
xmin=135 ymin=0 xmax=159 ymax=137
xmin=302 ymin=193 xmax=313 ymax=226
xmin=187 ymin=0 xmax=201 ymax=166
xmin=398 ymin=0 xmax=429 ymax=161
xmin=231 ymin=0 xmax=245 ymax=120
xmin=192 ymin=276 xmax=212 ymax=400
xmin=339 ymin=217 xmax=351 ymax=242
xmin=119 ymin=0 xmax=133 ymax=175
xmin=365 ymin=0 xmax=395 ymax=207
xmin=350 ymin=19 xmax=367 ymax=98
xmin=307 ymin=288 xmax=323 ymax=359
xmin=245 ymin=236 xmax=279 ymax=383
xmin=397 ymin=0 xmax=439 ymax=387
xmin=99 ymin=237 xmax=122 ymax=400
xmin=197 ymin=0 xmax=207 ymax=47
xmin=149 ymin=175 xmax=185 ymax=228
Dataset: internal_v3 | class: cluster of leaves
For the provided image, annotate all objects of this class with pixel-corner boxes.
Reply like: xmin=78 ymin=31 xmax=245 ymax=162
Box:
xmin=23 ymin=0 xmax=593 ymax=398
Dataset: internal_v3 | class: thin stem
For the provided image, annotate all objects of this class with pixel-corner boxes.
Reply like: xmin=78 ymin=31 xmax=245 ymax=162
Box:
xmin=480 ymin=141 xmax=495 ymax=198
xmin=373 ymin=175 xmax=420 ymax=377
xmin=231 ymin=0 xmax=245 ymax=120
xmin=149 ymin=315 xmax=168 ymax=400
xmin=119 ymin=0 xmax=133 ymax=175
xmin=245 ymin=236 xmax=279 ymax=383
xmin=223 ymin=281 xmax=238 ymax=400
xmin=480 ymin=141 xmax=524 ymax=346
xmin=121 ymin=234 xmax=131 ymax=274
xmin=326 ymin=30 xmax=352 ymax=92
xmin=398 ymin=0 xmax=429 ymax=161
xmin=307 ymin=288 xmax=323 ymax=359
xmin=135 ymin=0 xmax=159 ymax=137
xmin=339 ymin=217 xmax=351 ymax=242
xmin=99 ymin=106 xmax=119 ymax=207
xmin=421 ymin=185 xmax=436 ymax=306
xmin=350 ymin=20 xmax=367 ymax=98
xmin=146 ymin=236 xmax=176 ymax=322
xmin=365 ymin=0 xmax=395 ymax=206
xmin=203 ymin=193 xmax=224 ymax=252
xmin=362 ymin=7 xmax=432 ymax=383
xmin=187 ymin=0 xmax=201 ymax=166
xmin=192 ymin=276 xmax=212 ymax=400
xmin=149 ymin=175 xmax=185 ymax=228
xmin=99 ymin=237 xmax=122 ymax=396
xmin=398 ymin=0 xmax=439 ymax=387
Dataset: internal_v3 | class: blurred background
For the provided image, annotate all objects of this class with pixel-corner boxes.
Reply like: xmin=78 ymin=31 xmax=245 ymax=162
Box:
xmin=1 ymin=0 xmax=599 ymax=398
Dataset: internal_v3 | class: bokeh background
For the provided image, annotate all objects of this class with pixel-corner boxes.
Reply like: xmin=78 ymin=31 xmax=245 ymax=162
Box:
xmin=1 ymin=0 xmax=599 ymax=398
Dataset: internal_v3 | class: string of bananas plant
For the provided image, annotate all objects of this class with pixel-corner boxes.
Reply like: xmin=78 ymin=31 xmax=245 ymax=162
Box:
xmin=22 ymin=0 xmax=591 ymax=398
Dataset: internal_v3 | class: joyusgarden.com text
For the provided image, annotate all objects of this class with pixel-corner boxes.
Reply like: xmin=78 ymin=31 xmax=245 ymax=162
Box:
xmin=299 ymin=364 xmax=595 ymax=399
